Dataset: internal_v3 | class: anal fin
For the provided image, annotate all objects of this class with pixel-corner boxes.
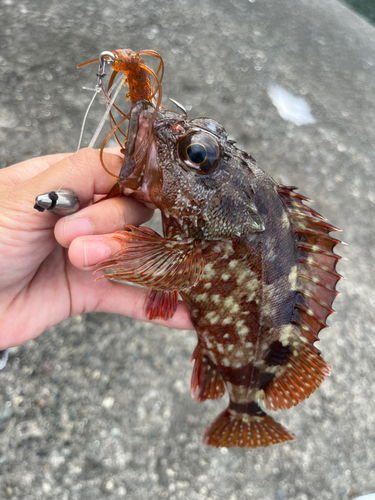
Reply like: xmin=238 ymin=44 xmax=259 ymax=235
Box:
xmin=145 ymin=289 xmax=178 ymax=320
xmin=190 ymin=345 xmax=225 ymax=402
xmin=203 ymin=403 xmax=295 ymax=448
xmin=263 ymin=341 xmax=331 ymax=411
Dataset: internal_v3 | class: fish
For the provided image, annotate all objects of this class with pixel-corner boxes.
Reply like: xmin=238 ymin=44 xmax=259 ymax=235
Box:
xmin=83 ymin=48 xmax=341 ymax=448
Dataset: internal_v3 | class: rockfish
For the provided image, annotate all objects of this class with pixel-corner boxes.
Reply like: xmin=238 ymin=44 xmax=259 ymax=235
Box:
xmin=89 ymin=49 xmax=341 ymax=448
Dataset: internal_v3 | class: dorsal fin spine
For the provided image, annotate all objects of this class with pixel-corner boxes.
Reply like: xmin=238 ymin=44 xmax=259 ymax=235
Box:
xmin=277 ymin=183 xmax=341 ymax=344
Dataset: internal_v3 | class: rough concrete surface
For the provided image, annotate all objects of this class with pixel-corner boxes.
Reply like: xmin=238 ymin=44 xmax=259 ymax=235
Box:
xmin=0 ymin=0 xmax=374 ymax=498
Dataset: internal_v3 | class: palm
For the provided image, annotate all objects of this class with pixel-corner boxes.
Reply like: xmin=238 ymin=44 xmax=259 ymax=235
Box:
xmin=0 ymin=218 xmax=103 ymax=344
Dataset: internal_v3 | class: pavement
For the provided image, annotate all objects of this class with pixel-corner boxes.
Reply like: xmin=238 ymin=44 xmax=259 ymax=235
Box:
xmin=0 ymin=0 xmax=375 ymax=498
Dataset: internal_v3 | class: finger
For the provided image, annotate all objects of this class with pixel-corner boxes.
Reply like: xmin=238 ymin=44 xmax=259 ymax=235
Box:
xmin=94 ymin=280 xmax=194 ymax=331
xmin=5 ymin=149 xmax=122 ymax=210
xmin=55 ymin=196 xmax=154 ymax=248
xmin=23 ymin=148 xmax=123 ymax=204
xmin=1 ymin=147 xmax=123 ymax=188
xmin=1 ymin=153 xmax=72 ymax=187
xmin=68 ymin=234 xmax=128 ymax=270
xmin=3 ymin=148 xmax=123 ymax=222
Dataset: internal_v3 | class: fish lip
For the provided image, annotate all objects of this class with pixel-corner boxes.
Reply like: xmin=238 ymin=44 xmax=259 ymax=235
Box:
xmin=117 ymin=101 xmax=156 ymax=197
xmin=119 ymin=122 xmax=159 ymax=208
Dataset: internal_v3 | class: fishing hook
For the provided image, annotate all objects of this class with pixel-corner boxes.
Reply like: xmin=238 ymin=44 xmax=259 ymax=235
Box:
xmin=169 ymin=98 xmax=188 ymax=116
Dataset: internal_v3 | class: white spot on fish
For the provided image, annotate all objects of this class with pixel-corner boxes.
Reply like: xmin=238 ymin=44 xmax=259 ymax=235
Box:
xmin=236 ymin=269 xmax=256 ymax=286
xmin=203 ymin=262 xmax=215 ymax=279
xmin=223 ymin=317 xmax=233 ymax=325
xmin=281 ymin=211 xmax=290 ymax=229
xmin=221 ymin=273 xmax=230 ymax=281
xmin=223 ymin=244 xmax=235 ymax=259
xmin=268 ymin=85 xmax=316 ymax=126
xmin=254 ymin=359 xmax=265 ymax=367
xmin=288 ymin=265 xmax=298 ymax=291
xmin=217 ymin=344 xmax=225 ymax=354
xmin=195 ymin=293 xmax=208 ymax=302
xmin=279 ymin=324 xmax=295 ymax=346
xmin=255 ymin=390 xmax=265 ymax=400
xmin=205 ymin=311 xmax=220 ymax=324
xmin=224 ymin=296 xmax=235 ymax=308
xmin=236 ymin=320 xmax=249 ymax=336
xmin=246 ymin=291 xmax=257 ymax=302
xmin=204 ymin=282 xmax=212 ymax=289
xmin=246 ymin=278 xmax=259 ymax=292
xmin=211 ymin=294 xmax=222 ymax=305
xmin=232 ymin=304 xmax=240 ymax=313
xmin=222 ymin=358 xmax=230 ymax=367
xmin=223 ymin=333 xmax=230 ymax=339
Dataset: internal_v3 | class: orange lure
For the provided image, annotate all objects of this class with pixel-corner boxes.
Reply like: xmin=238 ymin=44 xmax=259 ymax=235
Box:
xmin=78 ymin=48 xmax=164 ymax=189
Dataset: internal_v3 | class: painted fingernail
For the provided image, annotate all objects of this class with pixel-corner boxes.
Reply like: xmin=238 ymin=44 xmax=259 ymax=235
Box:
xmin=83 ymin=240 xmax=112 ymax=267
xmin=64 ymin=217 xmax=93 ymax=243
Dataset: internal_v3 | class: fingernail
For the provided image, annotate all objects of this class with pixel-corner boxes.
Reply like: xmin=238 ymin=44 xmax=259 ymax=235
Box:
xmin=64 ymin=217 xmax=93 ymax=243
xmin=83 ymin=240 xmax=112 ymax=267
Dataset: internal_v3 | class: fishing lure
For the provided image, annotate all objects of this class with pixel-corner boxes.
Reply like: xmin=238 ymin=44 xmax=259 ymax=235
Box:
xmin=80 ymin=49 xmax=341 ymax=448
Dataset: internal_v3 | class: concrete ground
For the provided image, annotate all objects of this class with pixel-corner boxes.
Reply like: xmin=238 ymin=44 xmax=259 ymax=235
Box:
xmin=0 ymin=0 xmax=375 ymax=498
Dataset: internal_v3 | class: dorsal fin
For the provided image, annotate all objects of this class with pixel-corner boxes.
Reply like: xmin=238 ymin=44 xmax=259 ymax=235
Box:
xmin=263 ymin=186 xmax=341 ymax=412
xmin=278 ymin=184 xmax=341 ymax=344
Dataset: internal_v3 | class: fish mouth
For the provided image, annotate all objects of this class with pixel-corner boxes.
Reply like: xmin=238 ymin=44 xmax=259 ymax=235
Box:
xmin=117 ymin=100 xmax=161 ymax=207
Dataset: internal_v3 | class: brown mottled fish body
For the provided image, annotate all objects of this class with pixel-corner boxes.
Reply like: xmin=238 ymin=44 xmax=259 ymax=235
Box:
xmin=181 ymin=168 xmax=301 ymax=446
xmin=98 ymin=86 xmax=340 ymax=447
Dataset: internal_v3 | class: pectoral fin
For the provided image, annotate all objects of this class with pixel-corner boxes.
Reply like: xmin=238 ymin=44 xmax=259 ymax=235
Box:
xmin=96 ymin=226 xmax=205 ymax=291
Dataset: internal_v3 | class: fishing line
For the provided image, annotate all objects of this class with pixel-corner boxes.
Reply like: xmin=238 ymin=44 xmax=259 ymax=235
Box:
xmin=2 ymin=75 xmax=126 ymax=219
xmin=56 ymin=73 xmax=125 ymax=191
xmin=2 ymin=87 xmax=102 ymax=218
xmin=88 ymin=75 xmax=126 ymax=149
xmin=56 ymin=86 xmax=100 ymax=192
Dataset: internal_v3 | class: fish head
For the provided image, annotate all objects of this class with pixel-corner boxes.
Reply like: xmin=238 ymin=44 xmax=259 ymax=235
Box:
xmin=124 ymin=104 xmax=265 ymax=240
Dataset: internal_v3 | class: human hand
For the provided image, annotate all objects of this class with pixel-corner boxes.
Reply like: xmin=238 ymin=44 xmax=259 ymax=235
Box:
xmin=0 ymin=148 xmax=193 ymax=351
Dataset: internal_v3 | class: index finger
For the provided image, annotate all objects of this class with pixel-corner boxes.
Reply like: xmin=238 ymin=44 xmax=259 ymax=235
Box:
xmin=3 ymin=148 xmax=124 ymax=222
xmin=2 ymin=153 xmax=72 ymax=187
xmin=2 ymin=147 xmax=122 ymax=187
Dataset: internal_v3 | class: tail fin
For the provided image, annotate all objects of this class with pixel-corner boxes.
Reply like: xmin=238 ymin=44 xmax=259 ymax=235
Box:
xmin=202 ymin=404 xmax=295 ymax=448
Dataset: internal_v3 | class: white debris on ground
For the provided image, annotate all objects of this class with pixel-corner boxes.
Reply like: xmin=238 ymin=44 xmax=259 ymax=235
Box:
xmin=268 ymin=85 xmax=316 ymax=126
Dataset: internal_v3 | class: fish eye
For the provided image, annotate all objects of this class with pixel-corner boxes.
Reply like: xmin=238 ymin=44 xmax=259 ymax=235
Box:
xmin=178 ymin=132 xmax=220 ymax=174
xmin=186 ymin=143 xmax=206 ymax=164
